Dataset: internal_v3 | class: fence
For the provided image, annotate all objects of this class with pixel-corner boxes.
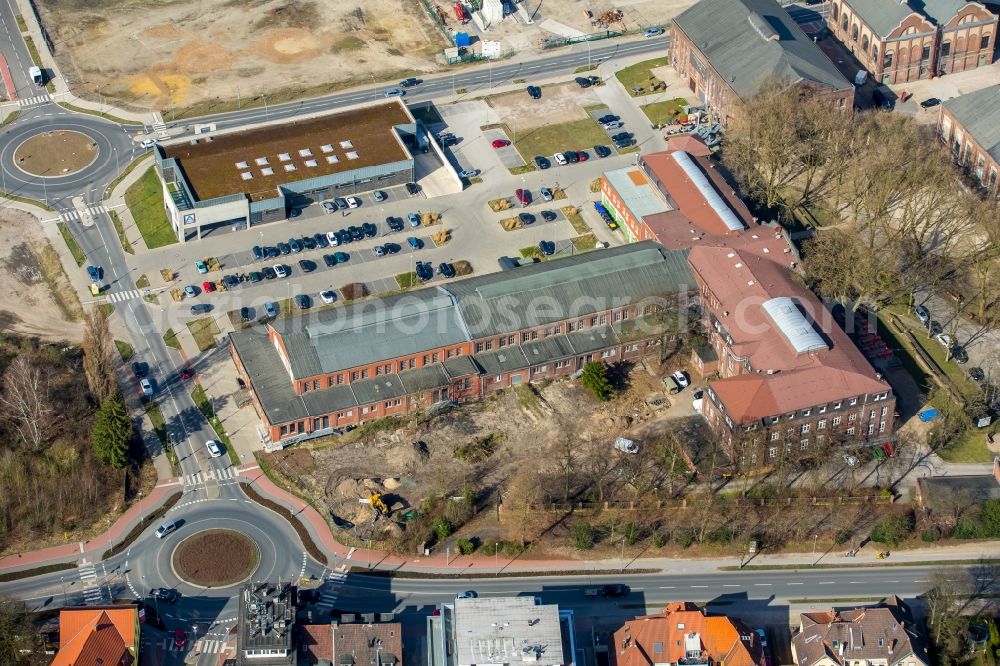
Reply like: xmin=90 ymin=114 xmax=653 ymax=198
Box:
xmin=502 ymin=494 xmax=893 ymax=513
xmin=26 ymin=0 xmax=54 ymax=55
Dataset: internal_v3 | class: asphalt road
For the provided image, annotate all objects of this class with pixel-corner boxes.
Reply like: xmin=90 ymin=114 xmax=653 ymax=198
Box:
xmin=0 ymin=0 xmax=39 ymax=100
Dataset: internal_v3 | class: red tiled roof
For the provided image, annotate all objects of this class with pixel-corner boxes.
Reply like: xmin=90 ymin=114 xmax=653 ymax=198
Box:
xmin=688 ymin=245 xmax=890 ymax=422
xmin=54 ymin=607 xmax=137 ymax=666
xmin=610 ymin=603 xmax=764 ymax=666
xmin=332 ymin=622 xmax=402 ymax=666
xmin=300 ymin=624 xmax=333 ymax=664
xmin=667 ymin=135 xmax=712 ymax=157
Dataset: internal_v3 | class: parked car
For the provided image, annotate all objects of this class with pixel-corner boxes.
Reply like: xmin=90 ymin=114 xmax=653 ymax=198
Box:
xmin=441 ymin=134 xmax=458 ymax=147
xmin=333 ymin=251 xmax=349 ymax=264
xmin=593 ymin=144 xmax=612 ymax=158
xmin=439 ymin=262 xmax=456 ymax=278
xmin=534 ymin=155 xmax=551 ymax=170
xmin=262 ymin=267 xmax=277 ymax=280
xmin=597 ymin=114 xmax=618 ymax=124
xmin=564 ymin=150 xmax=579 ymax=163
xmin=322 ymin=200 xmax=336 ymax=214
xmin=515 ymin=188 xmax=531 ymax=205
xmin=614 ymin=437 xmax=639 ymax=454
xmin=611 ymin=131 xmax=632 ymax=142
xmin=131 ymin=361 xmax=146 ymax=378
xmin=295 ymin=294 xmax=311 ymax=309
xmin=671 ymin=370 xmax=690 ymax=388
xmin=405 ymin=182 xmax=420 ymax=196
xmin=346 ymin=196 xmax=361 ymax=209
xmin=458 ymin=169 xmax=479 ymax=179
xmin=320 ymin=290 xmax=337 ymax=304
xmin=538 ymin=240 xmax=555 ymax=256
xmin=202 ymin=280 xmax=215 ymax=293
xmin=277 ymin=242 xmax=291 ymax=255
xmin=415 ymin=261 xmax=434 ymax=281
xmin=540 ymin=187 xmax=553 ymax=202
xmin=644 ymin=26 xmax=664 ymax=37
xmin=265 ymin=246 xmax=280 ymax=258
xmin=540 ymin=210 xmax=556 ymax=222
xmin=362 ymin=222 xmax=377 ymax=238
xmin=407 ymin=236 xmax=423 ymax=250
xmin=239 ymin=307 xmax=251 ymax=322
xmin=372 ymin=245 xmax=386 ymax=257
xmin=693 ymin=389 xmax=704 ymax=413
xmin=615 ymin=138 xmax=636 ymax=149
xmin=348 ymin=226 xmax=364 ymax=241
xmin=576 ymin=150 xmax=589 ymax=162
xmin=336 ymin=229 xmax=352 ymax=245
xmin=384 ymin=242 xmax=401 ymax=254
xmin=491 ymin=138 xmax=511 ymax=148
xmin=518 ymin=212 xmax=535 ymax=225
xmin=313 ymin=233 xmax=328 ymax=248
xmin=298 ymin=259 xmax=316 ymax=273
xmin=289 ymin=237 xmax=302 ymax=253
xmin=301 ymin=235 xmax=316 ymax=250
xmin=206 ymin=440 xmax=223 ymax=458
xmin=553 ymin=152 xmax=568 ymax=166
xmin=334 ymin=197 xmax=349 ymax=209
xmin=183 ymin=285 xmax=197 ymax=298
xmin=190 ymin=303 xmax=212 ymax=315
xmin=913 ymin=304 xmax=930 ymax=324
xmin=934 ymin=333 xmax=953 ymax=348
xmin=194 ymin=260 xmax=208 ymax=274
xmin=920 ymin=97 xmax=941 ymax=109
xmin=274 ymin=264 xmax=289 ymax=278
xmin=264 ymin=302 xmax=279 ymax=318
xmin=86 ymin=265 xmax=102 ymax=282
xmin=602 ymin=120 xmax=623 ymax=130
xmin=574 ymin=76 xmax=592 ymax=88
xmin=844 ymin=453 xmax=860 ymax=466
xmin=252 ymin=245 xmax=263 ymax=260
xmin=372 ymin=190 xmax=386 ymax=202
xmin=526 ymin=85 xmax=541 ymax=99
xmin=407 ymin=212 xmax=421 ymax=227
xmin=951 ymin=346 xmax=969 ymax=364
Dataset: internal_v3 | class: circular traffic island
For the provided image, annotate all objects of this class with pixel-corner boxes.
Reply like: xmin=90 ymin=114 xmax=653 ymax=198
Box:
xmin=172 ymin=529 xmax=260 ymax=588
xmin=13 ymin=130 xmax=99 ymax=177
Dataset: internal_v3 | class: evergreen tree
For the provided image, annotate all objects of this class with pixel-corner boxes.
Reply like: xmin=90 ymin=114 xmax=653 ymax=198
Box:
xmin=579 ymin=361 xmax=613 ymax=401
xmin=91 ymin=394 xmax=131 ymax=469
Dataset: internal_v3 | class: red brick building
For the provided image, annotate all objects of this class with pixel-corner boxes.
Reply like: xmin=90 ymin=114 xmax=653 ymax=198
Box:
xmin=670 ymin=0 xmax=854 ymax=125
xmin=829 ymin=0 xmax=997 ymax=83
xmin=937 ymin=83 xmax=1000 ymax=196
xmin=688 ymin=242 xmax=896 ymax=468
xmin=231 ymin=243 xmax=695 ymax=447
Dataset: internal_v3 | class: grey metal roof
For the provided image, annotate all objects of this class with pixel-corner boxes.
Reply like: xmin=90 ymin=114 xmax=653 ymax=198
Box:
xmin=521 ymin=335 xmax=577 ymax=366
xmin=350 ymin=375 xmax=408 ymax=406
xmin=443 ymin=355 xmax=480 ymax=378
xmin=761 ymin=297 xmax=829 ymax=354
xmin=445 ymin=242 xmax=694 ymax=338
xmin=842 ymin=0 xmax=915 ymax=36
xmin=565 ymin=326 xmax=618 ymax=354
xmin=474 ymin=347 xmax=530 ymax=375
xmin=943 ymin=84 xmax=1000 ymax=163
xmin=271 ymin=290 xmax=470 ymax=379
xmin=230 ymin=327 xmax=310 ymax=425
xmin=398 ymin=364 xmax=451 ymax=393
xmin=673 ymin=0 xmax=851 ymax=101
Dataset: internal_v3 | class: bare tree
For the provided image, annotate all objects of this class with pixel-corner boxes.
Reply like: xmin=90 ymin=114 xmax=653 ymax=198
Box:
xmin=504 ymin=464 xmax=544 ymax=547
xmin=82 ymin=307 xmax=118 ymax=404
xmin=583 ymin=437 xmax=617 ymax=503
xmin=0 ymin=355 xmax=52 ymax=451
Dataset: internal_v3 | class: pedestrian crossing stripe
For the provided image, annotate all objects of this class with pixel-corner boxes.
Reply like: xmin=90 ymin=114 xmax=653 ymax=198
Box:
xmin=182 ymin=466 xmax=238 ymax=486
xmin=106 ymin=289 xmax=142 ymax=303
xmin=195 ymin=639 xmax=227 ymax=654
xmin=18 ymin=94 xmax=51 ymax=107
xmin=59 ymin=205 xmax=107 ymax=222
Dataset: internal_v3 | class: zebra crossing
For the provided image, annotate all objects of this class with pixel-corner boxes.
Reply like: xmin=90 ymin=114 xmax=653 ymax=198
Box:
xmin=182 ymin=466 xmax=239 ymax=487
xmin=60 ymin=205 xmax=107 ymax=222
xmin=159 ymin=637 xmax=228 ymax=654
xmin=151 ymin=113 xmax=168 ymax=137
xmin=77 ymin=563 xmax=104 ymax=605
xmin=106 ymin=289 xmax=142 ymax=304
xmin=18 ymin=94 xmax=51 ymax=107
xmin=314 ymin=567 xmax=348 ymax=616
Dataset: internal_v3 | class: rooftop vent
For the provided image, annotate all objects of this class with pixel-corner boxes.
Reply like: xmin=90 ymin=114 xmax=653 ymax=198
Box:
xmin=305 ymin=159 xmax=318 ymax=167
xmin=346 ymin=151 xmax=360 ymax=160
xmin=748 ymin=11 xmax=779 ymax=41
xmin=340 ymin=140 xmax=354 ymax=149
xmin=235 ymin=161 xmax=249 ymax=169
xmin=255 ymin=157 xmax=269 ymax=166
xmin=321 ymin=144 xmax=334 ymax=153
xmin=278 ymin=152 xmax=291 ymax=162
xmin=299 ymin=148 xmax=313 ymax=157
xmin=240 ymin=172 xmax=253 ymax=180
xmin=261 ymin=167 xmax=274 ymax=176
xmin=284 ymin=164 xmax=296 ymax=172
xmin=327 ymin=155 xmax=339 ymax=164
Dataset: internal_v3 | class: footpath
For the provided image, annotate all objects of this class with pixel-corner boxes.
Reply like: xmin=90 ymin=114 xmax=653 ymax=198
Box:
xmin=5 ymin=461 xmax=994 ymax=579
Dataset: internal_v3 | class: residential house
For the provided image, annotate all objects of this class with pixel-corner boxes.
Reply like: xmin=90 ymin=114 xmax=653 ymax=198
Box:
xmin=937 ymin=83 xmax=1000 ymax=196
xmin=236 ymin=582 xmax=296 ymax=666
xmin=791 ymin=597 xmax=930 ymax=666
xmin=829 ymin=0 xmax=997 ymax=83
xmin=610 ymin=602 xmax=765 ymax=666
xmin=52 ymin=605 xmax=139 ymax=666
xmin=670 ymin=0 xmax=854 ymax=125
xmin=299 ymin=615 xmax=402 ymax=666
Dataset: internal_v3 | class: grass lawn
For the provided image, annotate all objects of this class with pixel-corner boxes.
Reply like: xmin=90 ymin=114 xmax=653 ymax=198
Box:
xmin=874 ymin=310 xmax=932 ymax=394
xmin=508 ymin=164 xmax=537 ymax=175
xmin=57 ymin=222 xmax=86 ymax=266
xmin=114 ymin=339 xmax=133 ymax=361
xmin=615 ymin=57 xmax=669 ymax=95
xmin=98 ymin=302 xmax=114 ymax=317
xmin=512 ymin=118 xmax=608 ymax=163
xmin=886 ymin=305 xmax=978 ymax=396
xmin=135 ymin=274 xmax=150 ymax=289
xmin=192 ymin=385 xmax=239 ymax=465
xmin=125 ymin=168 xmax=177 ymax=249
xmin=163 ymin=328 xmax=180 ymax=350
xmin=142 ymin=398 xmax=175 ymax=467
xmin=936 ymin=427 xmax=994 ymax=463
xmin=572 ymin=233 xmax=597 ymax=251
xmin=108 ymin=210 xmax=133 ymax=254
xmin=396 ymin=272 xmax=418 ymax=289
xmin=561 ymin=206 xmax=590 ymax=234
xmin=186 ymin=317 xmax=220 ymax=352
xmin=641 ymin=98 xmax=687 ymax=125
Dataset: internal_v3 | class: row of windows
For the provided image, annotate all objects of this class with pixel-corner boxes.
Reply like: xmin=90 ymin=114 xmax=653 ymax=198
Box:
xmin=299 ymin=347 xmax=466 ymax=392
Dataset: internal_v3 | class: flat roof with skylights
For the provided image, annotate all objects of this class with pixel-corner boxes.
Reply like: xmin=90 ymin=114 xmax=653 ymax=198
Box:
xmin=161 ymin=102 xmax=412 ymax=202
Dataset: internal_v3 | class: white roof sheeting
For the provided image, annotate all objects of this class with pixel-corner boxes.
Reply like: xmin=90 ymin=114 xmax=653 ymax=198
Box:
xmin=670 ymin=151 xmax=746 ymax=231
xmin=762 ymin=297 xmax=829 ymax=355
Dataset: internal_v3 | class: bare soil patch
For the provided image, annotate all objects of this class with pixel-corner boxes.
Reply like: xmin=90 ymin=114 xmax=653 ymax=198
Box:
xmin=13 ymin=130 xmax=98 ymax=177
xmin=487 ymin=83 xmax=602 ymax=132
xmin=172 ymin=529 xmax=259 ymax=587
xmin=0 ymin=210 xmax=82 ymax=341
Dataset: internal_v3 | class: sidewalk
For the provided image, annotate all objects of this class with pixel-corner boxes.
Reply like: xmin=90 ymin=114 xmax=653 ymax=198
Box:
xmin=0 ymin=480 xmax=181 ymax=573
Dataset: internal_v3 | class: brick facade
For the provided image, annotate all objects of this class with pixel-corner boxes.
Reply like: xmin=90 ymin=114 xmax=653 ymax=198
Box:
xmin=938 ymin=102 xmax=1000 ymax=197
xmin=829 ymin=0 xmax=997 ymax=84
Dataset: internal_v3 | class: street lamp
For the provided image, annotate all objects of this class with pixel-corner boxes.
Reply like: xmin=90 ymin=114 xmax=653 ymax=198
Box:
xmin=495 ymin=542 xmax=499 ymax=576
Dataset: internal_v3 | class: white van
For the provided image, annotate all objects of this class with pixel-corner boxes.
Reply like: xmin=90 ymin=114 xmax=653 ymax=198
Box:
xmin=614 ymin=437 xmax=639 ymax=454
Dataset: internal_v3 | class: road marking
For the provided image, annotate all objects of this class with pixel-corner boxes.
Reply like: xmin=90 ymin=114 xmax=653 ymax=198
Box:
xmin=787 ymin=582 xmax=803 ymax=585
xmin=17 ymin=94 xmax=51 ymax=107
xmin=722 ymin=584 xmax=740 ymax=588
xmin=754 ymin=583 xmax=772 ymax=586
xmin=658 ymin=586 xmax=675 ymax=589
xmin=818 ymin=581 xmax=835 ymax=585
xmin=690 ymin=585 xmax=708 ymax=588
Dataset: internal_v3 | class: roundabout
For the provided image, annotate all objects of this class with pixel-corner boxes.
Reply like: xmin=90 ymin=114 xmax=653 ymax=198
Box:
xmin=12 ymin=130 xmax=99 ymax=177
xmin=172 ymin=528 xmax=259 ymax=588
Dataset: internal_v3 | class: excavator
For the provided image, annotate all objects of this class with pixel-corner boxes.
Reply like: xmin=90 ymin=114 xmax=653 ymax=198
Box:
xmin=369 ymin=492 xmax=389 ymax=518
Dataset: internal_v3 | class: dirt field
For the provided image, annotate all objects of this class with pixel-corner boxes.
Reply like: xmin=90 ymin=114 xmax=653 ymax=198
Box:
xmin=12 ymin=130 xmax=98 ymax=177
xmin=38 ymin=0 xmax=694 ymax=113
xmin=487 ymin=82 xmax=603 ymax=131
xmin=173 ymin=529 xmax=259 ymax=586
xmin=0 ymin=210 xmax=82 ymax=342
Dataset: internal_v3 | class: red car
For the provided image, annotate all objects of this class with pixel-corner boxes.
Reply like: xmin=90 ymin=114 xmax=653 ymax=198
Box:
xmin=173 ymin=629 xmax=186 ymax=649
xmin=491 ymin=138 xmax=511 ymax=148
xmin=515 ymin=188 xmax=531 ymax=205
xmin=202 ymin=281 xmax=215 ymax=293
xmin=576 ymin=150 xmax=589 ymax=162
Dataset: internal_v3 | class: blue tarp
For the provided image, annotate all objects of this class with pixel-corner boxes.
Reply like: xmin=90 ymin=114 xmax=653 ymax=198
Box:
xmin=918 ymin=409 xmax=939 ymax=422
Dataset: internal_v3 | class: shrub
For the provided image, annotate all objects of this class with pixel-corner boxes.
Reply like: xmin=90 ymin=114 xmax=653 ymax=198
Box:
xmin=579 ymin=361 xmax=613 ymax=401
xmin=572 ymin=522 xmax=595 ymax=550
xmin=834 ymin=528 xmax=852 ymax=545
xmin=707 ymin=526 xmax=732 ymax=545
xmin=624 ymin=521 xmax=639 ymax=545
xmin=456 ymin=538 xmax=475 ymax=555
xmin=952 ymin=516 xmax=980 ymax=539
xmin=676 ymin=527 xmax=695 ymax=548
xmin=434 ymin=517 xmax=453 ymax=540
xmin=920 ymin=530 xmax=937 ymax=543
xmin=981 ymin=499 xmax=1000 ymax=537
xmin=498 ymin=540 xmax=527 ymax=556
xmin=870 ymin=512 xmax=914 ymax=547
xmin=651 ymin=532 xmax=666 ymax=548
